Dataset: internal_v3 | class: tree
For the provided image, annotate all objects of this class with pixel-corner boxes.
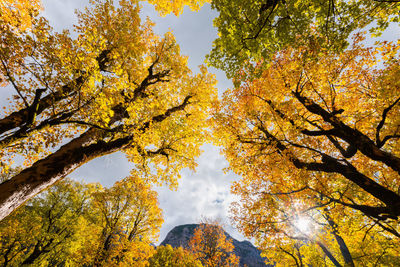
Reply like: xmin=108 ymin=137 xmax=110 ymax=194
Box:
xmin=148 ymin=245 xmax=203 ymax=267
xmin=0 ymin=0 xmax=42 ymax=33
xmin=90 ymin=175 xmax=163 ymax=266
xmin=213 ymin=35 xmax=400 ymax=263
xmin=147 ymin=0 xmax=208 ymax=16
xmin=188 ymin=221 xmax=239 ymax=267
xmin=230 ymin=194 xmax=400 ymax=266
xmin=0 ymin=175 xmax=166 ymax=266
xmin=207 ymin=0 xmax=400 ymax=76
xmin=0 ymin=0 xmax=216 ymax=220
xmin=0 ymin=178 xmax=98 ymax=266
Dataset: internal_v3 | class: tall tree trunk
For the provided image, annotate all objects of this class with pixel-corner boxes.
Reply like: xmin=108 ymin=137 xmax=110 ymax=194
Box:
xmin=21 ymin=242 xmax=44 ymax=265
xmin=0 ymin=128 xmax=131 ymax=220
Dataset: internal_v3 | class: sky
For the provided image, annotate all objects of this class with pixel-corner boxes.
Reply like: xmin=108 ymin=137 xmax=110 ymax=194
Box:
xmin=39 ymin=0 xmax=244 ymax=243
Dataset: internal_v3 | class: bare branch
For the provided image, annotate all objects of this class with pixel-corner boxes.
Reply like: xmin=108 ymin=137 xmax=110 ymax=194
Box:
xmin=376 ymin=95 xmax=400 ymax=147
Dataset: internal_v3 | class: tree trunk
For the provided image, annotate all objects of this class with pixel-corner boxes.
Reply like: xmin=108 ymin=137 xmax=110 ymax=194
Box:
xmin=21 ymin=242 xmax=43 ymax=265
xmin=0 ymin=128 xmax=131 ymax=221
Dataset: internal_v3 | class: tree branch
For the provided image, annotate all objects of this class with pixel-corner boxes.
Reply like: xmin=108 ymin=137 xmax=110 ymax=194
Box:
xmin=256 ymin=122 xmax=400 ymax=217
xmin=278 ymin=246 xmax=301 ymax=267
xmin=0 ymin=49 xmax=112 ymax=136
xmin=323 ymin=212 xmax=355 ymax=267
xmin=0 ymin=93 xmax=195 ymax=221
xmin=0 ymin=76 xmax=83 ymax=136
xmin=293 ymin=90 xmax=400 ymax=174
xmin=0 ymin=57 xmax=30 ymax=108
xmin=376 ymin=95 xmax=400 ymax=147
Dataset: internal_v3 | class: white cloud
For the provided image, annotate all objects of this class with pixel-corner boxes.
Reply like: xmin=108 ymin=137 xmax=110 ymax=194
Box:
xmin=154 ymin=144 xmax=245 ymax=243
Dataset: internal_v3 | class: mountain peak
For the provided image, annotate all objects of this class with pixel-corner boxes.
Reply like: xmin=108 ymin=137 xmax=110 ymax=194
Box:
xmin=160 ymin=224 xmax=269 ymax=267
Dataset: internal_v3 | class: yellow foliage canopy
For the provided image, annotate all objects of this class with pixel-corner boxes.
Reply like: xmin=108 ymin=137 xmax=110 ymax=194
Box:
xmin=213 ymin=34 xmax=400 ymax=265
xmin=0 ymin=0 xmax=216 ymax=220
xmin=91 ymin=175 xmax=163 ymax=266
xmin=147 ymin=0 xmax=209 ymax=16
xmin=149 ymin=244 xmax=203 ymax=267
xmin=0 ymin=0 xmax=42 ymax=32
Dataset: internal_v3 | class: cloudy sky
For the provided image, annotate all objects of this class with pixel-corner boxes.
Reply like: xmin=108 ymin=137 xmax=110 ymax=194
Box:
xmin=40 ymin=0 xmax=244 ymax=243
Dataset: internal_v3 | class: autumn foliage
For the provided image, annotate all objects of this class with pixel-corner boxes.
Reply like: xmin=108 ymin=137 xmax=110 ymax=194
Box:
xmin=1 ymin=0 xmax=400 ymax=266
xmin=208 ymin=0 xmax=400 ymax=76
xmin=208 ymin=0 xmax=400 ymax=265
xmin=0 ymin=0 xmax=42 ymax=32
xmin=0 ymin=178 xmax=98 ymax=266
xmin=148 ymin=245 xmax=203 ymax=267
xmin=91 ymin=175 xmax=163 ymax=266
xmin=0 ymin=0 xmax=216 ymax=220
xmin=188 ymin=222 xmax=239 ymax=267
xmin=0 ymin=176 xmax=164 ymax=266
xmin=213 ymin=35 xmax=400 ymax=265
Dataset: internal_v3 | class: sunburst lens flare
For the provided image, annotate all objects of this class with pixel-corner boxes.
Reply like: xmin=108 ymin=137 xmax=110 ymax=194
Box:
xmin=295 ymin=217 xmax=310 ymax=233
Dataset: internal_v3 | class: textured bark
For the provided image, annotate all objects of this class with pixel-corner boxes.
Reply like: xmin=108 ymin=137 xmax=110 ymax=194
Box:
xmin=0 ymin=128 xmax=131 ymax=221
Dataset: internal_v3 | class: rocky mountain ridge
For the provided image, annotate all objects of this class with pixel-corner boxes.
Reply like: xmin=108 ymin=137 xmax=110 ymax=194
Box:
xmin=160 ymin=224 xmax=269 ymax=267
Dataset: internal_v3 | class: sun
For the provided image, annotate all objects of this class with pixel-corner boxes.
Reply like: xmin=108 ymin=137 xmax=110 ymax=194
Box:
xmin=295 ymin=217 xmax=310 ymax=233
